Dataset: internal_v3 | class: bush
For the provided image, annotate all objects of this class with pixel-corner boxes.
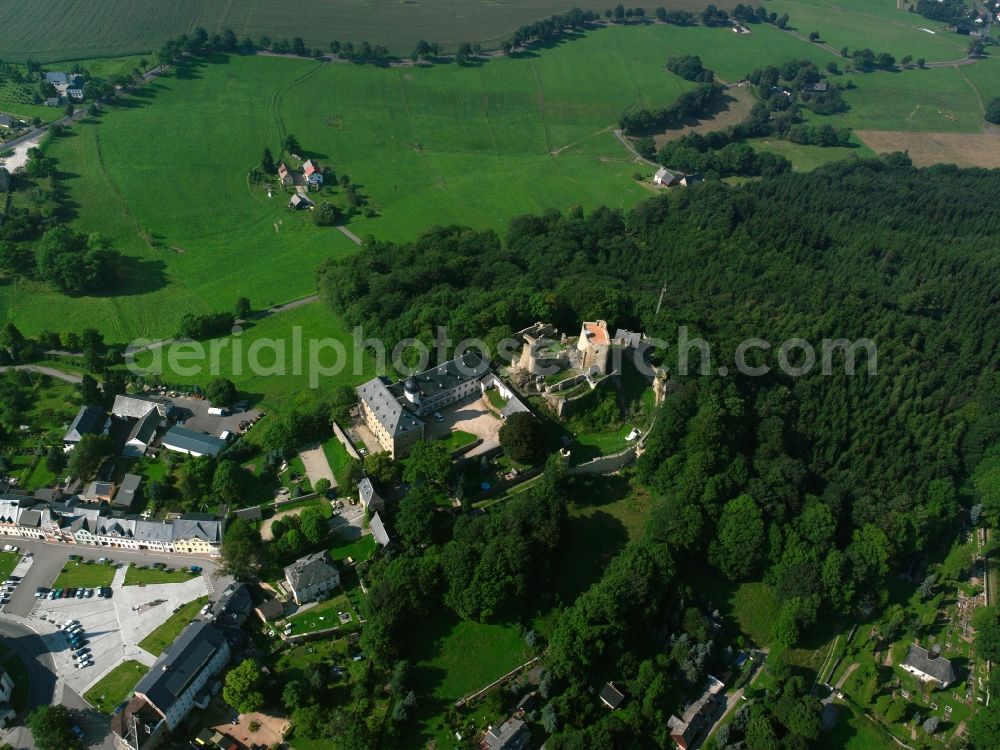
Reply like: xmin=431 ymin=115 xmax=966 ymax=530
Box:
xmin=986 ymin=97 xmax=1000 ymax=125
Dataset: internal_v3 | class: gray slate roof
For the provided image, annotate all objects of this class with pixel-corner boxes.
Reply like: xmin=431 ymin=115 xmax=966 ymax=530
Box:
xmin=114 ymin=474 xmax=142 ymax=508
xmin=904 ymin=644 xmax=957 ymax=685
xmin=285 ymin=552 xmax=338 ymax=591
xmin=134 ymin=620 xmax=227 ymax=715
xmin=171 ymin=516 xmax=223 ymax=542
xmin=358 ymin=477 xmax=382 ymax=509
xmin=162 ymin=426 xmax=226 ymax=456
xmin=484 ymin=717 xmax=529 ymax=750
xmin=370 ymin=511 xmax=391 ymax=547
xmin=64 ymin=405 xmax=106 ymax=442
xmin=357 ymin=377 xmax=424 ymax=437
xmin=112 ymin=394 xmax=171 ymax=419
xmin=126 ymin=408 xmax=160 ymax=447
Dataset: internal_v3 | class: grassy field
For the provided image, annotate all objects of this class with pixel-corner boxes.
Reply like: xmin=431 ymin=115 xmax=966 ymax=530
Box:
xmin=763 ymin=0 xmax=968 ymax=62
xmin=751 ymin=136 xmax=875 ymax=171
xmin=0 ymin=552 xmax=18 ymax=580
xmin=52 ymin=561 xmax=116 ymax=589
xmin=83 ymin=660 xmax=147 ymax=714
xmin=123 ymin=565 xmax=197 ymax=586
xmin=438 ymin=429 xmax=477 ymax=452
xmin=5 ymin=24 xmax=994 ymax=346
xmin=287 ymin=591 xmax=356 ymax=633
xmin=328 ymin=532 xmax=376 ymax=563
xmin=139 ymin=595 xmax=208 ymax=655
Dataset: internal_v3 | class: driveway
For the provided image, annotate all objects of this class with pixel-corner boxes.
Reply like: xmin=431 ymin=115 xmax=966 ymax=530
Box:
xmin=425 ymin=394 xmax=502 ymax=456
xmin=299 ymin=442 xmax=335 ymax=488
xmin=168 ymin=395 xmax=261 ymax=437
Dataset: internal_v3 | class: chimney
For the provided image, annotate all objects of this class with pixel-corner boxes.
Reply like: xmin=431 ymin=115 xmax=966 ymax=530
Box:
xmin=930 ymin=644 xmax=941 ymax=658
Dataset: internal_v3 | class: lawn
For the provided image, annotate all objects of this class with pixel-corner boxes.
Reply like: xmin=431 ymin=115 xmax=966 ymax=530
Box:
xmin=321 ymin=435 xmax=355 ymax=489
xmin=52 ymin=561 xmax=116 ymax=589
xmin=287 ymin=592 xmax=357 ymax=633
xmin=6 ymin=22 xmax=995 ymax=346
xmin=0 ymin=553 xmax=19 ymax=580
xmin=328 ymin=533 xmax=376 ymax=563
xmin=138 ymin=596 xmax=208 ymax=656
xmin=123 ymin=565 xmax=197 ymax=586
xmin=83 ymin=660 xmax=147 ymax=714
xmin=438 ymin=430 xmax=477 ymax=453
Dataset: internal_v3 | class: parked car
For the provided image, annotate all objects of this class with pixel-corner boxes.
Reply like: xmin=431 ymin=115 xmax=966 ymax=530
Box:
xmin=71 ymin=726 xmax=85 ymax=741
xmin=84 ymin=589 xmax=94 ymax=598
xmin=96 ymin=588 xmax=106 ymax=598
xmin=75 ymin=589 xmax=85 ymax=599
xmin=102 ymin=587 xmax=113 ymax=598
xmin=433 ymin=411 xmax=444 ymax=422
xmin=2 ymin=544 xmax=18 ymax=552
xmin=190 ymin=566 xmax=202 ymax=573
xmin=61 ymin=620 xmax=79 ymax=629
xmin=65 ymin=588 xmax=76 ymax=598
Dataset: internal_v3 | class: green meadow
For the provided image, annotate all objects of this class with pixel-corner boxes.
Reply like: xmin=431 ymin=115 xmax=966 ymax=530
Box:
xmin=763 ymin=0 xmax=968 ymax=62
xmin=4 ymin=23 xmax=995 ymax=348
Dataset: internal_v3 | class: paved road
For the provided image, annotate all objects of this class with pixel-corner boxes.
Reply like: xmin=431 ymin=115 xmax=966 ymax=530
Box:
xmin=0 ymin=365 xmax=82 ymax=384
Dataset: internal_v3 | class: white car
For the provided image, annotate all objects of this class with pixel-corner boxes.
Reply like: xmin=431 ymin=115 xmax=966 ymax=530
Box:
xmin=2 ymin=544 xmax=17 ymax=553
xmin=62 ymin=620 xmax=79 ymax=629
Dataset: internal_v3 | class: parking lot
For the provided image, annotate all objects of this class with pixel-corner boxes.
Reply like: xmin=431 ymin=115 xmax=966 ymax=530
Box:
xmin=0 ymin=540 xmax=227 ymax=708
xmin=169 ymin=395 xmax=262 ymax=437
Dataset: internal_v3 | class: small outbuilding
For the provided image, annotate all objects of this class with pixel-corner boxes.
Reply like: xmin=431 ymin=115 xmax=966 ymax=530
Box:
xmin=289 ymin=193 xmax=313 ymax=210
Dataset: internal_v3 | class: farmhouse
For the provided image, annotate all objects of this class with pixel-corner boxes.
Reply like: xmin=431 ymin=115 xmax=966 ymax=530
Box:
xmin=901 ymin=644 xmax=957 ymax=688
xmin=0 ymin=114 xmax=15 ymax=129
xmin=356 ymin=351 xmax=490 ymax=459
xmin=302 ymin=159 xmax=323 ymax=187
xmin=63 ymin=405 xmax=110 ymax=445
xmin=284 ymin=551 xmax=341 ymax=605
xmin=161 ymin=426 xmax=227 ymax=458
xmin=112 ymin=394 xmax=172 ymax=420
xmin=44 ymin=71 xmax=84 ymax=99
xmin=483 ymin=717 xmax=530 ymax=750
xmin=289 ymin=193 xmax=313 ymax=210
xmin=114 ymin=621 xmax=231 ymax=749
xmin=277 ymin=162 xmax=294 ymax=187
xmin=122 ymin=407 xmax=160 ymax=457
xmin=653 ymin=167 xmax=680 ymax=187
xmin=667 ymin=675 xmax=727 ymax=750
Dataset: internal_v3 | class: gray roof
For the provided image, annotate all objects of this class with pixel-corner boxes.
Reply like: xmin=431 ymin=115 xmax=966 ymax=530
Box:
xmin=114 ymin=474 xmax=142 ymax=508
xmin=113 ymin=394 xmax=170 ymax=419
xmin=386 ymin=351 xmax=488 ymax=405
xmin=64 ymin=405 xmax=106 ymax=442
xmin=233 ymin=506 xmax=262 ymax=521
xmin=357 ymin=377 xmax=424 ymax=437
xmin=45 ymin=72 xmax=68 ymax=85
xmin=370 ymin=511 xmax=391 ymax=547
xmin=484 ymin=717 xmax=529 ymax=750
xmin=600 ymin=682 xmax=626 ymax=709
xmin=0 ymin=114 xmax=14 ymax=128
xmin=86 ymin=481 xmax=114 ymax=499
xmin=162 ymin=426 xmax=226 ymax=456
xmin=126 ymin=408 xmax=160 ymax=447
xmin=171 ymin=517 xmax=224 ymax=542
xmin=284 ymin=552 xmax=339 ymax=591
xmin=904 ymin=644 xmax=957 ymax=685
xmin=134 ymin=520 xmax=173 ymax=543
xmin=289 ymin=194 xmax=313 ymax=208
xmin=134 ymin=621 xmax=227 ymax=715
xmin=358 ymin=477 xmax=382 ymax=509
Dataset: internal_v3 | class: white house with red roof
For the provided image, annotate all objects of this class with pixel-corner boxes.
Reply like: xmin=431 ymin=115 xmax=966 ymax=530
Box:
xmin=302 ymin=159 xmax=323 ymax=188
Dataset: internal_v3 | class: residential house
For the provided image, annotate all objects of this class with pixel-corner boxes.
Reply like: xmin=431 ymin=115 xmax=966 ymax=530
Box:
xmin=667 ymin=675 xmax=727 ymax=750
xmin=277 ymin=162 xmax=294 ymax=187
xmin=64 ymin=405 xmax=110 ymax=445
xmin=482 ymin=717 xmax=530 ymax=750
xmin=901 ymin=644 xmax=957 ymax=688
xmin=161 ymin=426 xmax=226 ymax=458
xmin=653 ymin=167 xmax=680 ymax=187
xmin=679 ymin=173 xmax=703 ymax=187
xmin=288 ymin=193 xmax=313 ymax=210
xmin=0 ymin=114 xmax=14 ymax=129
xmin=85 ymin=481 xmax=116 ymax=503
xmin=357 ymin=477 xmax=384 ymax=513
xmin=255 ymin=598 xmax=284 ymax=623
xmin=123 ymin=408 xmax=160 ymax=457
xmin=356 ymin=351 xmax=490 ymax=458
xmin=284 ymin=551 xmax=340 ymax=605
xmin=114 ymin=474 xmax=142 ymax=509
xmin=122 ymin=621 xmax=231 ymax=741
xmin=370 ymin=511 xmax=391 ymax=548
xmin=302 ymin=159 xmax=323 ymax=188
xmin=599 ymin=682 xmax=626 ymax=710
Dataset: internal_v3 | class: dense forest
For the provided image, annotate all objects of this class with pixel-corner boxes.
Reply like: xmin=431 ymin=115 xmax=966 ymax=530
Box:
xmin=319 ymin=155 xmax=1000 ymax=745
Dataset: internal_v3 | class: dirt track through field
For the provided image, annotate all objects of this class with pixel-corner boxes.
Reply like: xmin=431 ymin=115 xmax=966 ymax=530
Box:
xmin=856 ymin=129 xmax=1000 ymax=167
